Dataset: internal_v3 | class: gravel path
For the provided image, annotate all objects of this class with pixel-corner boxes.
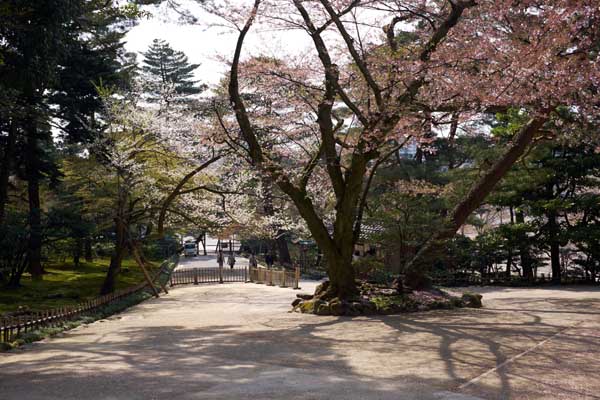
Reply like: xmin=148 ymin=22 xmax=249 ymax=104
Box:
xmin=1 ymin=283 xmax=599 ymax=399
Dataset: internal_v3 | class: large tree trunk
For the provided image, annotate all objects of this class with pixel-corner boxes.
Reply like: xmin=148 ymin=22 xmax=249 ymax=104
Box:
xmin=100 ymin=243 xmax=126 ymax=295
xmin=100 ymin=185 xmax=128 ymax=294
xmin=276 ymin=233 xmax=291 ymax=265
xmin=100 ymin=220 xmax=126 ymax=294
xmin=0 ymin=120 xmax=17 ymax=225
xmin=405 ymin=114 xmax=550 ymax=288
xmin=25 ymin=129 xmax=44 ymax=281
xmin=288 ymin=184 xmax=362 ymax=300
xmin=316 ymin=232 xmax=358 ymax=300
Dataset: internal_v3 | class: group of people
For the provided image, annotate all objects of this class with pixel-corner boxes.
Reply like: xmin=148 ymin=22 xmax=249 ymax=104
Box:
xmin=216 ymin=250 xmax=274 ymax=269
xmin=216 ymin=250 xmax=237 ymax=269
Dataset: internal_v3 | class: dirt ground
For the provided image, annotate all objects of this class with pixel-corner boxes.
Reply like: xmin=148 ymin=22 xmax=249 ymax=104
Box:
xmin=1 ymin=281 xmax=599 ymax=400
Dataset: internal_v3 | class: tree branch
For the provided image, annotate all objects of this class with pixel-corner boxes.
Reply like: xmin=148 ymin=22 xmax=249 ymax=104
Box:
xmin=319 ymin=0 xmax=383 ymax=109
xmin=353 ymin=135 xmax=413 ymax=242
xmin=294 ymin=0 xmax=347 ymax=199
xmin=419 ymin=0 xmax=476 ymax=62
xmin=157 ymin=154 xmax=222 ymax=237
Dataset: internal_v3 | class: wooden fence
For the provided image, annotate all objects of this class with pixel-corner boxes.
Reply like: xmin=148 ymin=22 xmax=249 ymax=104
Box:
xmin=249 ymin=266 xmax=300 ymax=289
xmin=1 ymin=281 xmax=148 ymax=343
xmin=169 ymin=267 xmax=248 ymax=286
xmin=431 ymin=273 xmax=598 ymax=287
xmin=1 ymin=256 xmax=178 ymax=344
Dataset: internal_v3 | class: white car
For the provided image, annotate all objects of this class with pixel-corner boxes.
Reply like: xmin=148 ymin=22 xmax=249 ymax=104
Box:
xmin=183 ymin=242 xmax=198 ymax=257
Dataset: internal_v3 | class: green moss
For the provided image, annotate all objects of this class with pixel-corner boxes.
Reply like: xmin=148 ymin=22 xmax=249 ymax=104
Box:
xmin=371 ymin=295 xmax=418 ymax=313
xmin=299 ymin=300 xmax=316 ymax=314
xmin=450 ymin=297 xmax=465 ymax=308
xmin=429 ymin=300 xmax=446 ymax=309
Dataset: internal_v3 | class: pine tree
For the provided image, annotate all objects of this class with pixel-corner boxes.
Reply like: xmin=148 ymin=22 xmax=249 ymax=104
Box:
xmin=0 ymin=0 xmax=146 ymax=284
xmin=141 ymin=39 xmax=204 ymax=104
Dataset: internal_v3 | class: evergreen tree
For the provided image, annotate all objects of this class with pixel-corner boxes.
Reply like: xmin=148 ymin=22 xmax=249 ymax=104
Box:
xmin=0 ymin=0 xmax=145 ymax=284
xmin=141 ymin=39 xmax=204 ymax=104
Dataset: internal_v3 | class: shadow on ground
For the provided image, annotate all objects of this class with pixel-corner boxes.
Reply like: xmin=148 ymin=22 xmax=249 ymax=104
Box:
xmin=1 ymin=284 xmax=599 ymax=400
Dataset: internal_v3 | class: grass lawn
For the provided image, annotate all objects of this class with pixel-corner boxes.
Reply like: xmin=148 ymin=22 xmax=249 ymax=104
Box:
xmin=0 ymin=258 xmax=159 ymax=315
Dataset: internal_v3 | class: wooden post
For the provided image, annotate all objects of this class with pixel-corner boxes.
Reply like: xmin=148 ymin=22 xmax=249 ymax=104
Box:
xmin=267 ymin=269 xmax=274 ymax=286
xmin=194 ymin=268 xmax=199 ymax=285
xmin=131 ymin=246 xmax=160 ymax=298
xmin=219 ymin=264 xmax=223 ymax=284
xmin=294 ymin=266 xmax=300 ymax=290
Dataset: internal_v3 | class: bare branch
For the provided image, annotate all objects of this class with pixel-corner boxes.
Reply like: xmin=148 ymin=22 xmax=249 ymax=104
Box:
xmin=353 ymin=135 xmax=413 ymax=242
xmin=319 ymin=0 xmax=383 ymax=109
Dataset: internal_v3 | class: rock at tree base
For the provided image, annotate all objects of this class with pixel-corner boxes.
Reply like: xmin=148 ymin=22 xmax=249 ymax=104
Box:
xmin=315 ymin=301 xmax=330 ymax=315
xmin=291 ymin=283 xmax=483 ymax=316
xmin=461 ymin=292 xmax=483 ymax=308
xmin=314 ymin=281 xmax=330 ymax=297
xmin=291 ymin=298 xmax=302 ymax=307
xmin=391 ymin=277 xmax=404 ymax=294
xmin=292 ymin=296 xmax=379 ymax=316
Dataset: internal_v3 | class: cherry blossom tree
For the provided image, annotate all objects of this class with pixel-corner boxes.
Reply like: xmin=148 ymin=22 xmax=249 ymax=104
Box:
xmin=205 ymin=0 xmax=599 ymax=297
xmin=133 ymin=82 xmax=227 ymax=238
xmin=91 ymin=82 xmax=228 ymax=293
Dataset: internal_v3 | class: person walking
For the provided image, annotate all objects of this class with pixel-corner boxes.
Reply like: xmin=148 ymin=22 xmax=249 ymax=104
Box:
xmin=228 ymin=253 xmax=236 ymax=269
xmin=249 ymin=253 xmax=258 ymax=268
xmin=265 ymin=253 xmax=274 ymax=269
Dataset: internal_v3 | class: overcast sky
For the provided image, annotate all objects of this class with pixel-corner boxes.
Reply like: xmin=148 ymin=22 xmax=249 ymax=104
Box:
xmin=123 ymin=2 xmax=311 ymax=89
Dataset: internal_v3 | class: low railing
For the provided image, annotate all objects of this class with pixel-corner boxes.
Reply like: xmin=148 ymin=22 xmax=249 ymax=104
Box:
xmin=431 ymin=273 xmax=599 ymax=287
xmin=0 ymin=255 xmax=178 ymax=344
xmin=249 ymin=266 xmax=300 ymax=289
xmin=170 ymin=267 xmax=247 ymax=286
xmin=1 ymin=282 xmax=149 ymax=343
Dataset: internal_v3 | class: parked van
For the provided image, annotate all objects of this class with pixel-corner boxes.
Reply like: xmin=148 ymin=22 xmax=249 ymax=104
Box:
xmin=183 ymin=242 xmax=198 ymax=257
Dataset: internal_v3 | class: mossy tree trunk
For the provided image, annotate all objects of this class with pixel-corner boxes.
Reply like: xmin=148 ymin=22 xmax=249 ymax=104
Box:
xmin=100 ymin=182 xmax=129 ymax=295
